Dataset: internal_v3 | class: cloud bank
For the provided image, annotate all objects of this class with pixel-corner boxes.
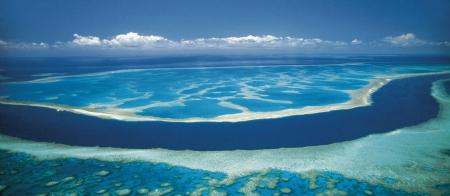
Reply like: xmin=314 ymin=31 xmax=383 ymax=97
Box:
xmin=72 ymin=32 xmax=174 ymax=48
xmin=1 ymin=32 xmax=448 ymax=54
xmin=0 ymin=40 xmax=50 ymax=50
xmin=68 ymin=32 xmax=352 ymax=50
xmin=381 ymin=33 xmax=443 ymax=47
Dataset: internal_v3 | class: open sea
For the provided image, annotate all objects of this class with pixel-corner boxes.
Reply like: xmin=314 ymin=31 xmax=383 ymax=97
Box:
xmin=0 ymin=55 xmax=449 ymax=195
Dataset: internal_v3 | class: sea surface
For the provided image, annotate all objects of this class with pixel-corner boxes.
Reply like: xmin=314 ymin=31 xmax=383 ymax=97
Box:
xmin=0 ymin=55 xmax=449 ymax=195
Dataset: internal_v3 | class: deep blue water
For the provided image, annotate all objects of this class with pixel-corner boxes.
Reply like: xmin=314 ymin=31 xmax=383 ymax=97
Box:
xmin=2 ymin=55 xmax=450 ymax=83
xmin=1 ymin=73 xmax=448 ymax=150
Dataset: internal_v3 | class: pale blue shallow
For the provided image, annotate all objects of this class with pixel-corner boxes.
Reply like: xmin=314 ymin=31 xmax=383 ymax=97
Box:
xmin=1 ymin=62 xmax=449 ymax=120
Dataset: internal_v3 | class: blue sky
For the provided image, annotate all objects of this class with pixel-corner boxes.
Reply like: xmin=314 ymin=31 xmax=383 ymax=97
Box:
xmin=1 ymin=0 xmax=449 ymax=56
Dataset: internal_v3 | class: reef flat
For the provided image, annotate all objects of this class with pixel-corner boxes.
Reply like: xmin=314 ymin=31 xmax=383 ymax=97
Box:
xmin=0 ymin=151 xmax=430 ymax=196
xmin=1 ymin=78 xmax=449 ymax=195
xmin=1 ymin=62 xmax=449 ymax=123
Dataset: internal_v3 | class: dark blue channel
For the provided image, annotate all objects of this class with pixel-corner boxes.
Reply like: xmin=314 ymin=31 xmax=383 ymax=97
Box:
xmin=0 ymin=74 xmax=449 ymax=150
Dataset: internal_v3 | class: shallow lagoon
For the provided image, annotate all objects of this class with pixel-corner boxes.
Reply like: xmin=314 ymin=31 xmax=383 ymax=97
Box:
xmin=1 ymin=58 xmax=449 ymax=122
xmin=139 ymin=99 xmax=242 ymax=119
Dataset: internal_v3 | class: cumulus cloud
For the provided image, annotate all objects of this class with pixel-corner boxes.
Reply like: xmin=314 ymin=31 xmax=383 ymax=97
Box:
xmin=351 ymin=39 xmax=362 ymax=44
xmin=69 ymin=33 xmax=350 ymax=49
xmin=103 ymin=32 xmax=172 ymax=47
xmin=4 ymin=32 xmax=447 ymax=53
xmin=33 ymin=42 xmax=49 ymax=47
xmin=0 ymin=33 xmax=361 ymax=51
xmin=73 ymin=34 xmax=101 ymax=46
xmin=381 ymin=33 xmax=431 ymax=46
xmin=180 ymin=35 xmax=350 ymax=48
xmin=181 ymin=35 xmax=284 ymax=48
xmin=216 ymin=35 xmax=282 ymax=46
xmin=284 ymin=37 xmax=348 ymax=47
xmin=72 ymin=32 xmax=174 ymax=48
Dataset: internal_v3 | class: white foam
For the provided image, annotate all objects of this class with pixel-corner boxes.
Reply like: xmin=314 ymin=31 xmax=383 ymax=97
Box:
xmin=45 ymin=97 xmax=59 ymax=100
xmin=281 ymin=90 xmax=300 ymax=94
xmin=218 ymin=99 xmax=249 ymax=112
xmin=32 ymin=73 xmax=66 ymax=77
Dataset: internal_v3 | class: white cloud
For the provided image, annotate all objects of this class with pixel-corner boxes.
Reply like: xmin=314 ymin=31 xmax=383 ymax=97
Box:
xmin=3 ymin=32 xmax=447 ymax=53
xmin=72 ymin=32 xmax=174 ymax=48
xmin=21 ymin=42 xmax=50 ymax=49
xmin=70 ymin=33 xmax=349 ymax=50
xmin=73 ymin=34 xmax=101 ymax=46
xmin=219 ymin=35 xmax=282 ymax=45
xmin=285 ymin=37 xmax=320 ymax=46
xmin=34 ymin=42 xmax=49 ymax=47
xmin=351 ymin=39 xmax=362 ymax=44
xmin=52 ymin=41 xmax=64 ymax=48
xmin=0 ymin=41 xmax=50 ymax=50
xmin=0 ymin=33 xmax=362 ymax=51
xmin=103 ymin=32 xmax=172 ymax=47
xmin=181 ymin=35 xmax=348 ymax=49
xmin=381 ymin=33 xmax=431 ymax=46
xmin=181 ymin=35 xmax=284 ymax=48
xmin=284 ymin=37 xmax=348 ymax=48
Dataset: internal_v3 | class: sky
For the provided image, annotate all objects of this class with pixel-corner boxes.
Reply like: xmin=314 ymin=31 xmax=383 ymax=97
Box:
xmin=1 ymin=0 xmax=450 ymax=56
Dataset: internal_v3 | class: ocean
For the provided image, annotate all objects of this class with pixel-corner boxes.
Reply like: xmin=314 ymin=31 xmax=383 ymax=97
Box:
xmin=0 ymin=55 xmax=449 ymax=195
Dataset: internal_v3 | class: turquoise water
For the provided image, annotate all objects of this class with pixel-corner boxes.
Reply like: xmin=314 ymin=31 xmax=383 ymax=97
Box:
xmin=0 ymin=151 xmax=428 ymax=195
xmin=384 ymin=178 xmax=397 ymax=184
xmin=227 ymin=98 xmax=291 ymax=112
xmin=1 ymin=63 xmax=449 ymax=120
xmin=139 ymin=99 xmax=242 ymax=118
